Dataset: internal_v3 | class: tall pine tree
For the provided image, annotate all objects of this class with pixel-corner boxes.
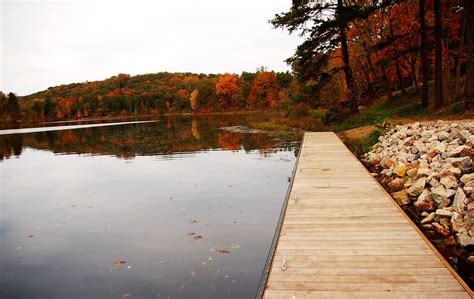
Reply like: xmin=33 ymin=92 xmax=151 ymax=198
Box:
xmin=271 ymin=0 xmax=388 ymax=114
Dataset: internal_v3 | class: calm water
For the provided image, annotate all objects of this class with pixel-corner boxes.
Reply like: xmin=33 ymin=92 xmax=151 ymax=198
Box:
xmin=0 ymin=115 xmax=301 ymax=298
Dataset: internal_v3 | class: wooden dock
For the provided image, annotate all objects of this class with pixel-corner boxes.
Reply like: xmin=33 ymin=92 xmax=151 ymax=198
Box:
xmin=261 ymin=132 xmax=472 ymax=298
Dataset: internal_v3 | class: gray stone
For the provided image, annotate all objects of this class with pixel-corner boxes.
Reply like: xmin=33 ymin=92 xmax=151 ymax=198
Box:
xmin=417 ymin=167 xmax=431 ymax=177
xmin=407 ymin=178 xmax=426 ymax=196
xmin=440 ymin=175 xmax=458 ymax=189
xmin=420 ymin=212 xmax=436 ymax=224
xmin=438 ymin=131 xmax=450 ymax=141
xmin=450 ymin=212 xmax=467 ymax=233
xmin=435 ymin=209 xmax=453 ymax=217
xmin=453 ymin=188 xmax=467 ymax=213
xmin=457 ymin=130 xmax=471 ymax=142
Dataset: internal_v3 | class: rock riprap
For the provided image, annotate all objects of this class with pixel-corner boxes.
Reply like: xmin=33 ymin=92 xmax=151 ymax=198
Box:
xmin=363 ymin=121 xmax=474 ymax=246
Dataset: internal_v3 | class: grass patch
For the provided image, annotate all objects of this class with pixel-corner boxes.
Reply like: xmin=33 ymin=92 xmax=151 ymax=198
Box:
xmin=331 ymin=79 xmax=473 ymax=133
xmin=344 ymin=129 xmax=382 ymax=157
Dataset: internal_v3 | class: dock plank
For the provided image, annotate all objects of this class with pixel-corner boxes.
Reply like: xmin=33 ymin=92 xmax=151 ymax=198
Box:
xmin=261 ymin=132 xmax=472 ymax=298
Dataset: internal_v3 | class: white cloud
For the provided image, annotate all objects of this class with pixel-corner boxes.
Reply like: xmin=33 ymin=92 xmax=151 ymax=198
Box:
xmin=0 ymin=0 xmax=301 ymax=95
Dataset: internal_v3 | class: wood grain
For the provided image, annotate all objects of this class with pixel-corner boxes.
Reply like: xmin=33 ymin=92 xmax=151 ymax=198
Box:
xmin=263 ymin=132 xmax=472 ymax=298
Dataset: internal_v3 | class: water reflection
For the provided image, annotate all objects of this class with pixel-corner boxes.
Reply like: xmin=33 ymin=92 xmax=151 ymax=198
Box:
xmin=0 ymin=115 xmax=299 ymax=161
xmin=0 ymin=115 xmax=300 ymax=299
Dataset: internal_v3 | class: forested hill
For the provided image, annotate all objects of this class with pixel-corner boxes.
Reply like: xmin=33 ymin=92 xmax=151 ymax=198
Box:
xmin=1 ymin=70 xmax=319 ymax=123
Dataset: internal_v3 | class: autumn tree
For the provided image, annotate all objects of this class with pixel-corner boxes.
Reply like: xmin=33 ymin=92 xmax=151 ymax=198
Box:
xmin=465 ymin=0 xmax=474 ymax=109
xmin=216 ymin=74 xmax=239 ymax=109
xmin=6 ymin=92 xmax=21 ymax=121
xmin=189 ymin=89 xmax=199 ymax=111
xmin=419 ymin=0 xmax=429 ymax=107
xmin=116 ymin=73 xmax=131 ymax=89
xmin=434 ymin=0 xmax=444 ymax=109
xmin=271 ymin=0 xmax=379 ymax=113
xmin=0 ymin=92 xmax=6 ymax=116
xmin=31 ymin=98 xmax=46 ymax=120
xmin=248 ymin=72 xmax=280 ymax=107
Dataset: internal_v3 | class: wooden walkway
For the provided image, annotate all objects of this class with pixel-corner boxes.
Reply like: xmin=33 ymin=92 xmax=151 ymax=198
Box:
xmin=261 ymin=132 xmax=472 ymax=299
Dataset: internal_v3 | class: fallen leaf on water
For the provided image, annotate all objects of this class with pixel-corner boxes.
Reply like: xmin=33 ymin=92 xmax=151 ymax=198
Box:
xmin=193 ymin=235 xmax=203 ymax=240
xmin=229 ymin=243 xmax=240 ymax=249
xmin=190 ymin=270 xmax=197 ymax=277
xmin=190 ymin=220 xmax=199 ymax=224
xmin=28 ymin=235 xmax=34 ymax=238
xmin=188 ymin=232 xmax=195 ymax=236
xmin=113 ymin=260 xmax=127 ymax=267
xmin=122 ymin=293 xmax=130 ymax=298
xmin=216 ymin=249 xmax=230 ymax=255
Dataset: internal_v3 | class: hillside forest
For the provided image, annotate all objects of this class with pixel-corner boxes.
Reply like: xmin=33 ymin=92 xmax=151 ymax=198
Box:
xmin=1 ymin=0 xmax=473 ymax=124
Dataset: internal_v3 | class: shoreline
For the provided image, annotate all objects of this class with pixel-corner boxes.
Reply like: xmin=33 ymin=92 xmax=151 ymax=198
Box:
xmin=359 ymin=120 xmax=474 ymax=289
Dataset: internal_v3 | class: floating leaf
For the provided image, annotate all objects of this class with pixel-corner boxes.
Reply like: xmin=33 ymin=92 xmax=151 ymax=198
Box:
xmin=187 ymin=233 xmax=195 ymax=236
xmin=113 ymin=260 xmax=127 ymax=267
xmin=190 ymin=220 xmax=199 ymax=224
xmin=190 ymin=270 xmax=197 ymax=277
xmin=122 ymin=294 xmax=130 ymax=298
xmin=229 ymin=243 xmax=240 ymax=249
xmin=28 ymin=235 xmax=34 ymax=238
xmin=193 ymin=235 xmax=203 ymax=240
xmin=216 ymin=249 xmax=230 ymax=255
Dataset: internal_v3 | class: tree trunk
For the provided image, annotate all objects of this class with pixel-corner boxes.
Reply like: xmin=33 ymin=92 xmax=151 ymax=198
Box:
xmin=465 ymin=0 xmax=474 ymax=110
xmin=419 ymin=0 xmax=429 ymax=108
xmin=443 ymin=0 xmax=451 ymax=102
xmin=395 ymin=58 xmax=407 ymax=94
xmin=381 ymin=66 xmax=393 ymax=101
xmin=390 ymin=22 xmax=407 ymax=94
xmin=338 ymin=0 xmax=359 ymax=113
xmin=411 ymin=54 xmax=419 ymax=94
xmin=434 ymin=0 xmax=444 ymax=109
xmin=454 ymin=7 xmax=467 ymax=96
xmin=357 ymin=59 xmax=376 ymax=105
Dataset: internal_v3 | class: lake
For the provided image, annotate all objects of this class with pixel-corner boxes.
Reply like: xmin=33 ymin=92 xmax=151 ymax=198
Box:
xmin=0 ymin=115 xmax=301 ymax=298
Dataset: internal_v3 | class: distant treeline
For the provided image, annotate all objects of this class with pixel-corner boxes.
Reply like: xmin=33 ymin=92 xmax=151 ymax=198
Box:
xmin=0 ymin=69 xmax=322 ymax=123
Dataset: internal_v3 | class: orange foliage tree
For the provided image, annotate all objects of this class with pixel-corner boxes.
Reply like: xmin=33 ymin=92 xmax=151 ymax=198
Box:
xmin=248 ymin=72 xmax=280 ymax=108
xmin=215 ymin=74 xmax=240 ymax=110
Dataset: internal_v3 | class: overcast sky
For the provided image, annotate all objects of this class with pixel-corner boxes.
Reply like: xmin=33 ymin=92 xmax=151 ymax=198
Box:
xmin=0 ymin=0 xmax=301 ymax=95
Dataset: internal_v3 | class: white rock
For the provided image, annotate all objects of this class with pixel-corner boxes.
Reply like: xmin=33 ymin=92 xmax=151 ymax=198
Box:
xmin=440 ymin=175 xmax=458 ymax=189
xmin=435 ymin=142 xmax=446 ymax=153
xmin=453 ymin=188 xmax=467 ymax=213
xmin=407 ymin=178 xmax=426 ymax=196
xmin=447 ymin=145 xmax=467 ymax=157
xmin=436 ymin=209 xmax=453 ymax=217
xmin=461 ymin=174 xmax=474 ymax=184
xmin=438 ymin=131 xmax=450 ymax=141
